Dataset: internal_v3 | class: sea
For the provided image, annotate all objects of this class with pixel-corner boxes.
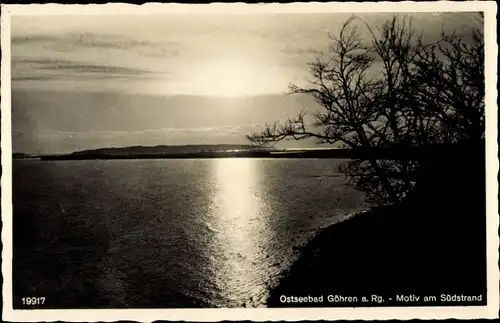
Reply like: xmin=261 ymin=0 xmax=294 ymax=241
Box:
xmin=12 ymin=158 xmax=366 ymax=308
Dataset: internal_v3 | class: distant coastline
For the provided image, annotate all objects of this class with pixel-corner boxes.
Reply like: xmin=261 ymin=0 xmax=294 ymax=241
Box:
xmin=13 ymin=144 xmax=439 ymax=161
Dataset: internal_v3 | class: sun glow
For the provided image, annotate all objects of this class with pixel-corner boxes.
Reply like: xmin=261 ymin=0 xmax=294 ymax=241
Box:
xmin=189 ymin=61 xmax=279 ymax=97
xmin=194 ymin=61 xmax=260 ymax=97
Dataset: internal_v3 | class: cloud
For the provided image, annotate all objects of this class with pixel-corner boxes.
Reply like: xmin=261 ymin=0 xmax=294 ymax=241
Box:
xmin=34 ymin=125 xmax=261 ymax=139
xmin=11 ymin=35 xmax=58 ymax=45
xmin=12 ymin=57 xmax=170 ymax=82
xmin=11 ymin=75 xmax=55 ymax=82
xmin=10 ymin=12 xmax=482 ymax=97
xmin=12 ymin=32 xmax=183 ymax=58
xmin=11 ymin=30 xmax=184 ymax=92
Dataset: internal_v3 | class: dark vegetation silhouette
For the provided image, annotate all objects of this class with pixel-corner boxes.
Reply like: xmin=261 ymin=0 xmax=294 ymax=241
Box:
xmin=246 ymin=14 xmax=487 ymax=306
xmin=247 ymin=14 xmax=484 ymax=205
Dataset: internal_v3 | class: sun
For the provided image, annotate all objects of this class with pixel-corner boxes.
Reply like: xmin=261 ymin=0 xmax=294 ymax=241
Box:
xmin=193 ymin=61 xmax=261 ymax=97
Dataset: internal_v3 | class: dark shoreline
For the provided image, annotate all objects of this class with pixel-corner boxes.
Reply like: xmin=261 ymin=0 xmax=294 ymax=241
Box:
xmin=267 ymin=202 xmax=487 ymax=307
xmin=267 ymin=141 xmax=487 ymax=308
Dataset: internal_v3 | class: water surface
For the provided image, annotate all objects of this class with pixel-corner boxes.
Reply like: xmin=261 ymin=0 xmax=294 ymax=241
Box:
xmin=13 ymin=158 xmax=365 ymax=308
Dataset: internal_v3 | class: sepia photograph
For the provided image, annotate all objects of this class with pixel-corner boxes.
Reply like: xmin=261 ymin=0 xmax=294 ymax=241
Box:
xmin=1 ymin=2 xmax=498 ymax=322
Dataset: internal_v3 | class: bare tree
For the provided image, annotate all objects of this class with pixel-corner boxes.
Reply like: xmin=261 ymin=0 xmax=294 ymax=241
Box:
xmin=412 ymin=24 xmax=484 ymax=144
xmin=246 ymin=14 xmax=484 ymax=205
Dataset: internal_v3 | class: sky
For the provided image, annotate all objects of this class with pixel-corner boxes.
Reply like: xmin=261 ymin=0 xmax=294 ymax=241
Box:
xmin=10 ymin=12 xmax=482 ymax=154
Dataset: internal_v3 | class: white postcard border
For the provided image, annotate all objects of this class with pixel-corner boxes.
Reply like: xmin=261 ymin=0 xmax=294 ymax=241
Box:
xmin=1 ymin=1 xmax=498 ymax=321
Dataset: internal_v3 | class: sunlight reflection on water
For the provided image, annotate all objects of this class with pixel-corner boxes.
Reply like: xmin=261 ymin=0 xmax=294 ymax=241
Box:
xmin=207 ymin=158 xmax=274 ymax=307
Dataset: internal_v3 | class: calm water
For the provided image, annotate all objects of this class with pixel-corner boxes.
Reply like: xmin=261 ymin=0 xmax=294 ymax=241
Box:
xmin=13 ymin=158 xmax=365 ymax=308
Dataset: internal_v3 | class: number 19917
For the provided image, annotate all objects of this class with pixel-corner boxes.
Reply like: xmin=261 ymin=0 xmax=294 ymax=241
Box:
xmin=21 ymin=297 xmax=45 ymax=305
